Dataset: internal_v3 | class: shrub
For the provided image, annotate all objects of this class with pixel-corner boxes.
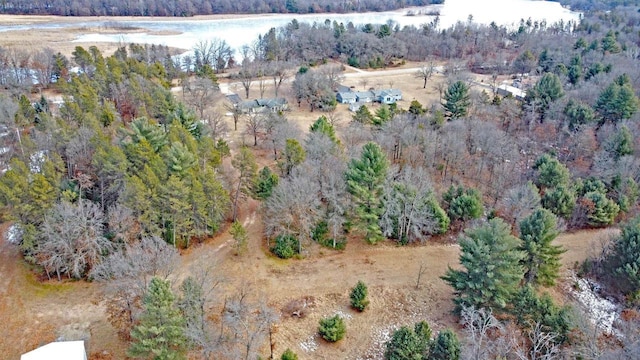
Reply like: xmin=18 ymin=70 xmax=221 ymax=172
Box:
xmin=350 ymin=280 xmax=370 ymax=311
xmin=312 ymin=221 xmax=346 ymax=250
xmin=270 ymin=234 xmax=300 ymax=259
xmin=318 ymin=315 xmax=346 ymax=342
xmin=281 ymin=348 xmax=298 ymax=360
xmin=430 ymin=329 xmax=460 ymax=360
xmin=384 ymin=322 xmax=432 ymax=360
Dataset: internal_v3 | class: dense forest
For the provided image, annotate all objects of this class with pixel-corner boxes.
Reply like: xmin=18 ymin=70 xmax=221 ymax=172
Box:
xmin=0 ymin=0 xmax=443 ymax=16
xmin=1 ymin=1 xmax=640 ymax=359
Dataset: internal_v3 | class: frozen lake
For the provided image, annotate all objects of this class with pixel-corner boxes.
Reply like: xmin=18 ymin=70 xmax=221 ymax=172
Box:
xmin=2 ymin=0 xmax=581 ymax=54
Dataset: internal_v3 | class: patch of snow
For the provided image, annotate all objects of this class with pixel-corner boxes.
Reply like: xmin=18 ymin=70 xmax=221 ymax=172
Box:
xmin=569 ymin=273 xmax=620 ymax=335
xmin=356 ymin=326 xmax=395 ymax=360
xmin=5 ymin=223 xmax=21 ymax=244
xmin=299 ymin=335 xmax=318 ymax=353
xmin=30 ymin=150 xmax=46 ymax=173
xmin=332 ymin=310 xmax=353 ymax=320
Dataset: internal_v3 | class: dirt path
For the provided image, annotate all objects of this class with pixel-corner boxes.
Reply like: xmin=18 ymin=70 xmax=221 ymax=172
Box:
xmin=171 ymin=196 xmax=614 ymax=359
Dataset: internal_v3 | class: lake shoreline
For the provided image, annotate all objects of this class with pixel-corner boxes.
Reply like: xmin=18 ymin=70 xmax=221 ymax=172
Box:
xmin=0 ymin=6 xmax=439 ymax=26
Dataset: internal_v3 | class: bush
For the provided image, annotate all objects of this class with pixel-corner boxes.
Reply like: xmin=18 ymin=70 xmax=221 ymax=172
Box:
xmin=312 ymin=221 xmax=346 ymax=250
xmin=270 ymin=234 xmax=300 ymax=259
xmin=281 ymin=348 xmax=298 ymax=360
xmin=350 ymin=280 xmax=370 ymax=311
xmin=318 ymin=315 xmax=346 ymax=342
xmin=430 ymin=329 xmax=460 ymax=360
xmin=384 ymin=322 xmax=432 ymax=360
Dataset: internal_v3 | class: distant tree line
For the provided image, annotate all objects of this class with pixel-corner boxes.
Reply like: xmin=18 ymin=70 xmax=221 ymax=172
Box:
xmin=0 ymin=0 xmax=442 ymax=16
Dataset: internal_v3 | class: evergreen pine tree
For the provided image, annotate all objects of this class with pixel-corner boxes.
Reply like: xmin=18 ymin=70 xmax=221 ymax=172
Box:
xmin=353 ymin=105 xmax=374 ymax=124
xmin=429 ymin=330 xmax=460 ymax=360
xmin=442 ymin=218 xmax=525 ymax=312
xmin=345 ymin=142 xmax=389 ymax=244
xmin=255 ymin=166 xmax=279 ymax=200
xmin=309 ymin=115 xmax=339 ymax=144
xmin=519 ymin=208 xmax=565 ymax=286
xmin=610 ymin=216 xmax=640 ymax=295
xmin=525 ymin=73 xmax=564 ymax=120
xmin=129 ymin=277 xmax=187 ymax=360
xmin=595 ymin=74 xmax=639 ymax=124
xmin=442 ymin=81 xmax=470 ymax=120
xmin=350 ymin=280 xmax=369 ymax=311
xmin=384 ymin=327 xmax=422 ymax=360
xmin=281 ymin=348 xmax=299 ymax=360
xmin=229 ymin=220 xmax=248 ymax=255
xmin=279 ymin=139 xmax=306 ymax=176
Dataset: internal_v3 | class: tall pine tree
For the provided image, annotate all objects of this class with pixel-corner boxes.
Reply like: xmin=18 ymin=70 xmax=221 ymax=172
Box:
xmin=345 ymin=142 xmax=388 ymax=244
xmin=442 ymin=218 xmax=525 ymax=312
xmin=442 ymin=81 xmax=470 ymax=120
xmin=129 ymin=277 xmax=187 ymax=360
xmin=519 ymin=208 xmax=565 ymax=286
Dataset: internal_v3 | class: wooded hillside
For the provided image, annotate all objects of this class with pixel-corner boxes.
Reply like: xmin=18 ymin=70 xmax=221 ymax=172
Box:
xmin=1 ymin=3 xmax=640 ymax=359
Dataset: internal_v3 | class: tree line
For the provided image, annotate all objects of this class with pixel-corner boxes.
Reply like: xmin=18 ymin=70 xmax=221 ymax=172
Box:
xmin=0 ymin=0 xmax=442 ymax=16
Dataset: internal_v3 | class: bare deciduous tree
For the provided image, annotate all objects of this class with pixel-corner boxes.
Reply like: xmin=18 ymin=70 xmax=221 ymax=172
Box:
xmin=107 ymin=204 xmax=140 ymax=243
xmin=498 ymin=182 xmax=541 ymax=227
xmin=415 ymin=60 xmax=436 ymax=89
xmin=239 ymin=63 xmax=256 ymax=99
xmin=263 ymin=113 xmax=301 ymax=160
xmin=90 ymin=236 xmax=179 ymax=339
xmin=263 ymin=168 xmax=321 ymax=249
xmin=318 ymin=63 xmax=344 ymax=90
xmin=270 ymin=60 xmax=294 ymax=97
xmin=193 ymin=39 xmax=233 ymax=73
xmin=222 ymin=284 xmax=278 ymax=360
xmin=37 ymin=199 xmax=113 ymax=280
xmin=379 ymin=166 xmax=444 ymax=244
xmin=460 ymin=306 xmax=504 ymax=360
xmin=183 ymin=76 xmax=220 ymax=119
xmin=203 ymin=112 xmax=229 ymax=142
xmin=245 ymin=112 xmax=266 ymax=147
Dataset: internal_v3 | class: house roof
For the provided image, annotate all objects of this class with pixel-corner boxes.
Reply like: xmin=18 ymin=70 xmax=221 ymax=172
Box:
xmin=336 ymin=85 xmax=351 ymax=93
xmin=238 ymin=100 xmax=259 ymax=110
xmin=383 ymin=89 xmax=402 ymax=96
xmin=354 ymin=91 xmax=374 ymax=98
xmin=256 ymin=98 xmax=287 ymax=107
xmin=226 ymin=94 xmax=242 ymax=104
xmin=21 ymin=341 xmax=87 ymax=360
xmin=497 ymin=84 xmax=526 ymax=99
xmin=337 ymin=92 xmax=357 ymax=100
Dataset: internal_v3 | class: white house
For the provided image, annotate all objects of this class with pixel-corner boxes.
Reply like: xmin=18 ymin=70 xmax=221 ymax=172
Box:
xmin=375 ymin=89 xmax=403 ymax=104
xmin=496 ymin=84 xmax=526 ymax=100
xmin=237 ymin=98 xmax=288 ymax=113
xmin=21 ymin=341 xmax=87 ymax=360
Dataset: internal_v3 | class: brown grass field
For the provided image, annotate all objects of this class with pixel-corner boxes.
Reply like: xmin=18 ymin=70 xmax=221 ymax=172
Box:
xmin=0 ymin=17 xmax=619 ymax=359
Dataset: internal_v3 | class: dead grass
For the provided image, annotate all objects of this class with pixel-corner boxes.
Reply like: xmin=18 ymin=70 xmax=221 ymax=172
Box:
xmin=0 ymin=21 xmax=622 ymax=359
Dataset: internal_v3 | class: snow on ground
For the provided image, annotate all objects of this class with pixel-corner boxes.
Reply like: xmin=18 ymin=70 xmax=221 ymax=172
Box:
xmin=5 ymin=223 xmax=21 ymax=244
xmin=356 ymin=326 xmax=395 ymax=360
xmin=332 ymin=310 xmax=353 ymax=320
xmin=29 ymin=150 xmax=46 ymax=173
xmin=299 ymin=334 xmax=318 ymax=353
xmin=569 ymin=273 xmax=620 ymax=335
